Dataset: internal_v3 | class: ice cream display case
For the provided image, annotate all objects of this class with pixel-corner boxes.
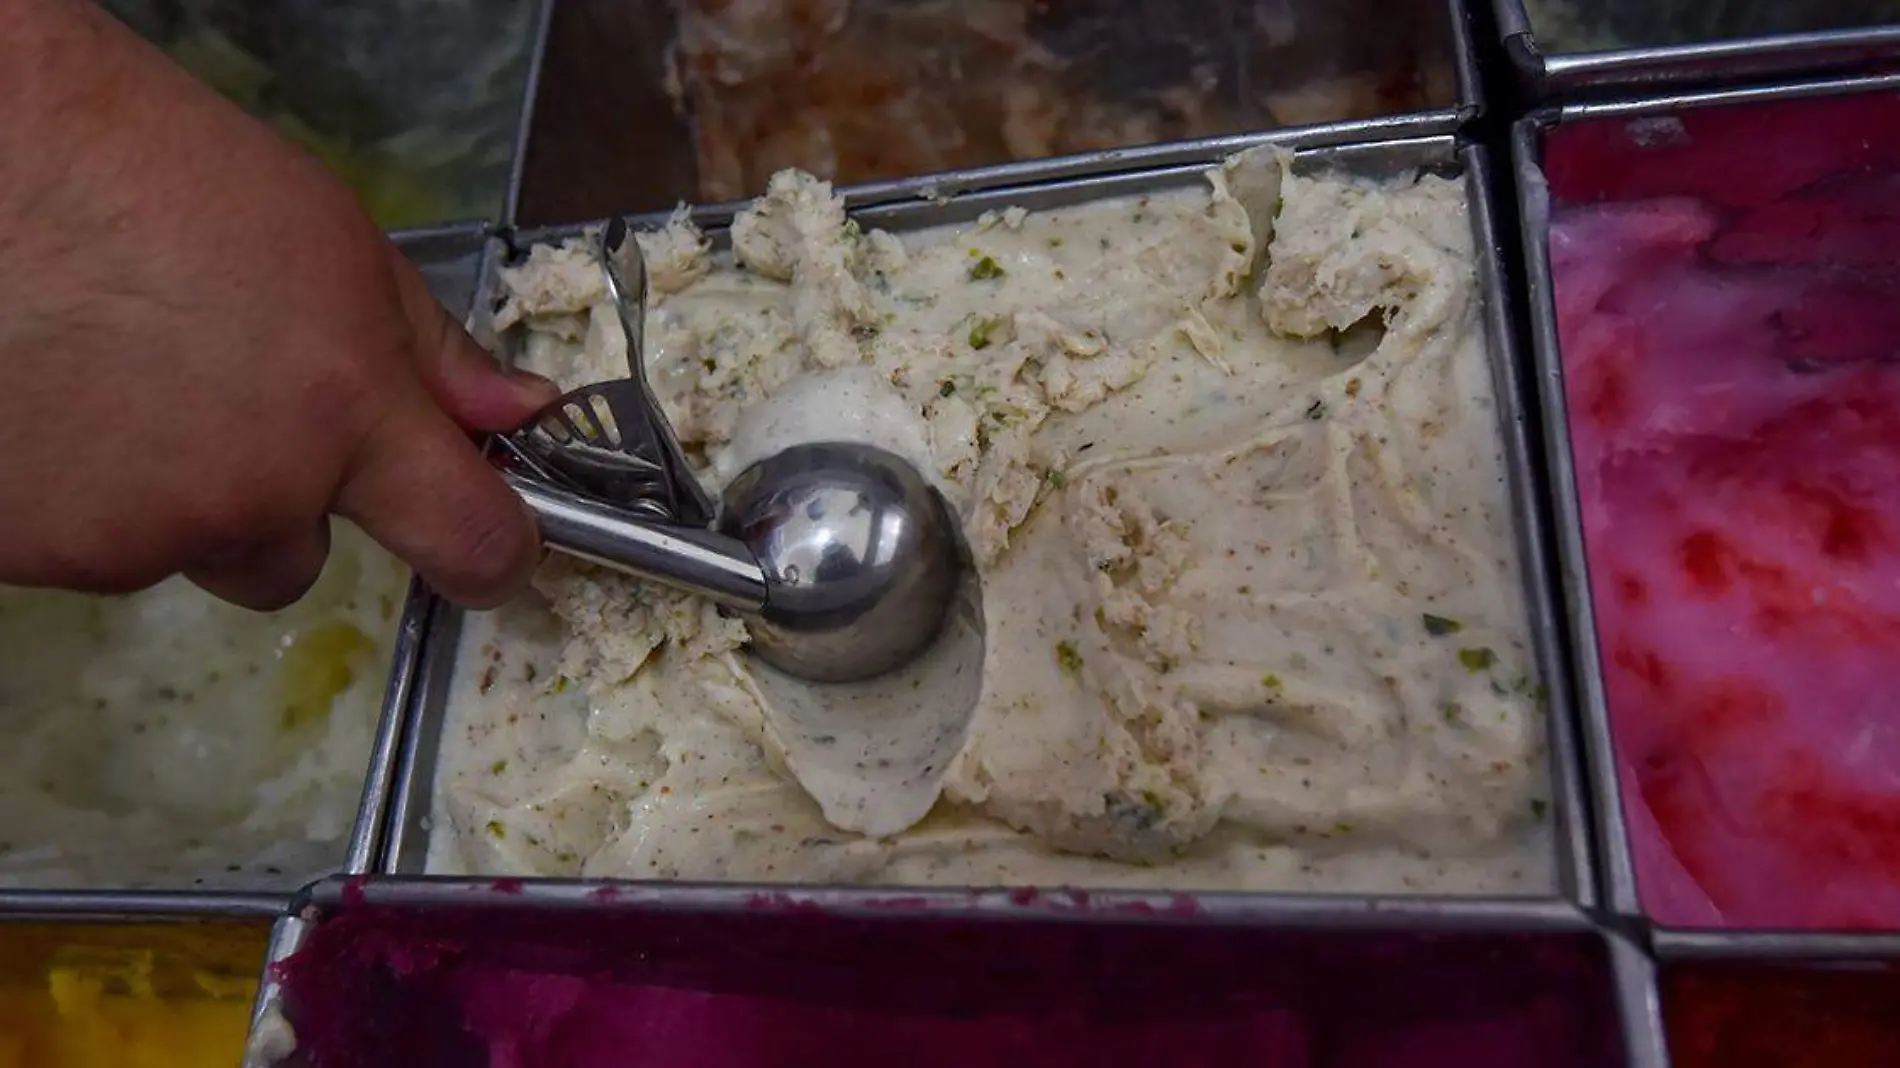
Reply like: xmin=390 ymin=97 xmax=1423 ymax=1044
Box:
xmin=13 ymin=4 xmax=1900 ymax=1065
xmin=1512 ymin=71 xmax=1900 ymax=940
xmin=1492 ymin=0 xmax=1900 ymax=99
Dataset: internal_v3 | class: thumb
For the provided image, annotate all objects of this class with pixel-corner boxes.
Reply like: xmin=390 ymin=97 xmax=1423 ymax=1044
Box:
xmin=336 ymin=389 xmax=543 ymax=609
xmin=387 ymin=242 xmax=558 ymax=433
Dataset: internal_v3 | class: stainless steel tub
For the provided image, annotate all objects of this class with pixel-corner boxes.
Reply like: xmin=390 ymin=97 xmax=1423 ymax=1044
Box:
xmin=1512 ymin=70 xmax=1900 ymax=933
xmin=1648 ymin=932 xmax=1900 ymax=1066
xmin=506 ymin=0 xmax=1484 ymax=226
xmin=373 ymin=132 xmax=1597 ymax=923
xmin=243 ymin=876 xmax=1666 ymax=1067
xmin=1491 ymin=0 xmax=1900 ymax=99
xmin=0 ymin=909 xmax=277 ymax=1067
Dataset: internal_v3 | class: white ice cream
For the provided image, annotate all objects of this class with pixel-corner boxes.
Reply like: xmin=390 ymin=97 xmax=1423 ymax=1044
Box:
xmin=0 ymin=525 xmax=405 ymax=889
xmin=711 ymin=364 xmax=941 ymax=489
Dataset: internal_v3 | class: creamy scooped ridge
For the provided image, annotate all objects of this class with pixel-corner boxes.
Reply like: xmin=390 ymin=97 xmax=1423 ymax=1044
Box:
xmin=425 ymin=147 xmax=1555 ymax=893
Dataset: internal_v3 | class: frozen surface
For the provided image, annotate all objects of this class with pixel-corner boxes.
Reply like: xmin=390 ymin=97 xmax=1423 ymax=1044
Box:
xmin=270 ymin=899 xmax=1623 ymax=1068
xmin=0 ymin=919 xmax=267 ymax=1068
xmin=0 ymin=526 xmax=405 ymax=890
xmin=428 ymin=148 xmax=1556 ymax=894
xmin=1545 ymin=90 xmax=1900 ymax=928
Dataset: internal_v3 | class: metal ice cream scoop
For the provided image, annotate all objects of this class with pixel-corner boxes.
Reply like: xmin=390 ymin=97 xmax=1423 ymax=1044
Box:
xmin=496 ymin=218 xmax=969 ymax=688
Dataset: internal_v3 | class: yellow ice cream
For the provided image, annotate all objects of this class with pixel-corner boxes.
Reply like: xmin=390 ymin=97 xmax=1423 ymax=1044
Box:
xmin=0 ymin=921 xmax=267 ymax=1068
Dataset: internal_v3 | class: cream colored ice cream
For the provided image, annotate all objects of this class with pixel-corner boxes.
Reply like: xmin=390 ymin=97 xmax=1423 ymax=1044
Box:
xmin=426 ymin=147 xmax=1554 ymax=893
xmin=0 ymin=525 xmax=404 ymax=889
xmin=1517 ymin=0 xmax=1626 ymax=52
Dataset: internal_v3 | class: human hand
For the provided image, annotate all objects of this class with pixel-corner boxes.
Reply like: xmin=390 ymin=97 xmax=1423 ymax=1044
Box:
xmin=0 ymin=0 xmax=555 ymax=610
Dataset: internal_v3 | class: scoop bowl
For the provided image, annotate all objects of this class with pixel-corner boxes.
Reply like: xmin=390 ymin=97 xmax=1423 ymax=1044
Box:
xmin=720 ymin=441 xmax=964 ymax=684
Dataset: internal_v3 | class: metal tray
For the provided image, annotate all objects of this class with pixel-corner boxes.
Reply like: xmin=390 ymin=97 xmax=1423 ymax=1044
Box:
xmin=243 ymin=876 xmax=1666 ymax=1068
xmin=376 ymin=133 xmax=1598 ymax=921
xmin=505 ymin=0 xmax=1484 ymax=227
xmin=1511 ymin=70 xmax=1900 ymax=935
xmin=1648 ymin=935 xmax=1900 ymax=1065
xmin=0 ymin=909 xmax=280 ymax=1067
xmin=0 ymin=227 xmax=486 ymax=919
xmin=1492 ymin=0 xmax=1900 ymax=100
xmin=502 ymin=0 xmax=559 ymax=229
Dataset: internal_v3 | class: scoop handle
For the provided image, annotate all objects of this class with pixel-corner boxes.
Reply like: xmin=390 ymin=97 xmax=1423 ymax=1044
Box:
xmin=504 ymin=471 xmax=768 ymax=613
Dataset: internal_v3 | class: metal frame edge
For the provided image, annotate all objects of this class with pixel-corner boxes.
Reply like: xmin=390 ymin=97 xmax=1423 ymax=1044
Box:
xmin=1461 ymin=142 xmax=1597 ymax=910
xmin=340 ymin=575 xmax=434 ymax=875
xmin=1655 ymin=928 xmax=1900 ymax=960
xmin=501 ymin=0 xmax=561 ymax=229
xmin=1537 ymin=21 xmax=1900 ymax=97
xmin=312 ymin=874 xmax=1599 ymax=931
xmin=1449 ymin=0 xmax=1488 ymax=124
xmin=1608 ymin=926 xmax=1673 ymax=1068
xmin=1508 ymin=109 xmax=1642 ymax=918
xmin=1554 ymin=67 xmax=1900 ymax=122
xmin=1488 ymin=0 xmax=1551 ymax=91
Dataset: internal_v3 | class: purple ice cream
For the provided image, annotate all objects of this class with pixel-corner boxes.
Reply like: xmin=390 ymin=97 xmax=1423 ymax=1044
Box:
xmin=270 ymin=891 xmax=1625 ymax=1067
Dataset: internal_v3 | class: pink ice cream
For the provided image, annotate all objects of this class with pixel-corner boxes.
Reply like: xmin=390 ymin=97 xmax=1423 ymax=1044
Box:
xmin=1544 ymin=90 xmax=1900 ymax=929
xmin=272 ymin=897 xmax=1623 ymax=1067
